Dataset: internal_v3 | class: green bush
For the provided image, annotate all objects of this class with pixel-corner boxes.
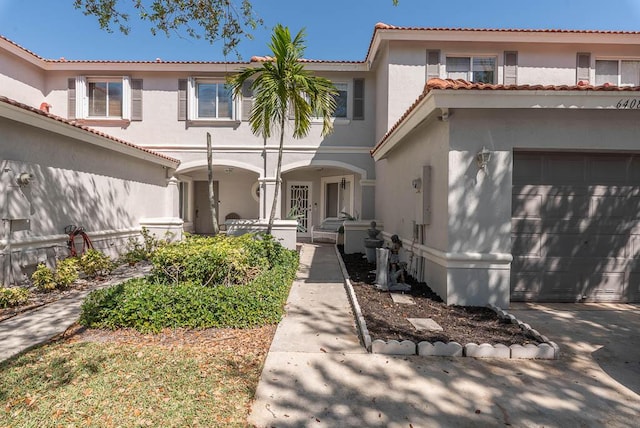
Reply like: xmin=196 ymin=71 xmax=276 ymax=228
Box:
xmin=149 ymin=234 xmax=282 ymax=286
xmin=80 ymin=263 xmax=298 ymax=333
xmin=121 ymin=227 xmax=167 ymax=264
xmin=79 ymin=249 xmax=115 ymax=278
xmin=31 ymin=263 xmax=56 ymax=291
xmin=80 ymin=235 xmax=299 ymax=333
xmin=55 ymin=257 xmax=79 ymax=287
xmin=0 ymin=287 xmax=31 ymax=308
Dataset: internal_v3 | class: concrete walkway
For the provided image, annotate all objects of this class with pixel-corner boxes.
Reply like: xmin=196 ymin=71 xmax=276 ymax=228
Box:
xmin=249 ymin=243 xmax=640 ymax=428
xmin=0 ymin=266 xmax=149 ymax=362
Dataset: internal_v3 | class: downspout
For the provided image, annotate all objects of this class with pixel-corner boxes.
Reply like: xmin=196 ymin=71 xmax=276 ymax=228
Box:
xmin=2 ymin=220 xmax=10 ymax=286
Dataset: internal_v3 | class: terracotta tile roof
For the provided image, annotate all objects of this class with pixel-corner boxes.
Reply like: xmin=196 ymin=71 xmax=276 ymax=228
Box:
xmin=371 ymin=78 xmax=640 ymax=157
xmin=0 ymin=95 xmax=180 ymax=165
xmin=366 ymin=22 xmax=640 ymax=63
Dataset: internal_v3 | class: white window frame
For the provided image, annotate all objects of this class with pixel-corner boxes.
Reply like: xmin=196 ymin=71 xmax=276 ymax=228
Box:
xmin=595 ymin=58 xmax=640 ymax=86
xmin=309 ymin=81 xmax=350 ymax=124
xmin=187 ymin=77 xmax=239 ymax=121
xmin=76 ymin=76 xmax=131 ymax=120
xmin=445 ymin=55 xmax=497 ymax=84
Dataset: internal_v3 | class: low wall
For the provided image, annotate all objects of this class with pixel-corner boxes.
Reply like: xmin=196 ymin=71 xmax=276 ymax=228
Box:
xmin=225 ymin=219 xmax=298 ymax=250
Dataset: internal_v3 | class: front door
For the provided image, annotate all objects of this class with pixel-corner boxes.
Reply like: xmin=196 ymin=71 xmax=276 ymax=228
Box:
xmin=287 ymin=181 xmax=312 ymax=237
xmin=194 ymin=180 xmax=219 ymax=234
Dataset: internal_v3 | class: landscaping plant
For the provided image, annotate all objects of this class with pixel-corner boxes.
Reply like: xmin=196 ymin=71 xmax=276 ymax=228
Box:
xmin=79 ymin=249 xmax=115 ymax=278
xmin=0 ymin=286 xmax=31 ymax=308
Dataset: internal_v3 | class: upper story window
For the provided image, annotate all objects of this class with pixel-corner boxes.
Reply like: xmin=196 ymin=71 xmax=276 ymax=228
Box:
xmin=196 ymin=81 xmax=233 ymax=119
xmin=332 ymin=82 xmax=348 ymax=118
xmin=596 ymin=59 xmax=640 ymax=86
xmin=182 ymin=77 xmax=238 ymax=122
xmin=446 ymin=56 xmax=496 ymax=83
xmin=88 ymin=79 xmax=122 ymax=118
xmin=68 ymin=76 xmax=142 ymax=122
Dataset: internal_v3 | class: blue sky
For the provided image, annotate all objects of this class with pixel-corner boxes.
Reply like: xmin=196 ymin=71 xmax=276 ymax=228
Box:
xmin=1 ymin=0 xmax=640 ymax=61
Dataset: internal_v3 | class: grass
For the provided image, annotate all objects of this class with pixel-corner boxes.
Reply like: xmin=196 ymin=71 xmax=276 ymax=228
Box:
xmin=0 ymin=339 xmax=264 ymax=427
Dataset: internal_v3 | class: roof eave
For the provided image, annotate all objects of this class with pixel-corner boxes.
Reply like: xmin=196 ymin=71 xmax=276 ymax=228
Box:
xmin=0 ymin=101 xmax=179 ymax=169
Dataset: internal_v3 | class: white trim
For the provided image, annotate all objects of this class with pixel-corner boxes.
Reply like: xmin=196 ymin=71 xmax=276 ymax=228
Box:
xmin=176 ymin=159 xmax=263 ymax=175
xmin=281 ymin=160 xmax=368 ymax=179
xmin=0 ymin=227 xmax=140 ymax=251
xmin=145 ymin=145 xmax=373 ymax=154
xmin=380 ymin=231 xmax=512 ymax=270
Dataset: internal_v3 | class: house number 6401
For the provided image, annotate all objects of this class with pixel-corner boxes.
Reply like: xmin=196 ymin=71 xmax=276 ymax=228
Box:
xmin=616 ymin=99 xmax=640 ymax=109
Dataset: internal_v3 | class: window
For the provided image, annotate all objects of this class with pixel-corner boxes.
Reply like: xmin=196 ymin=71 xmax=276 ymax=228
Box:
xmin=184 ymin=78 xmax=238 ymax=121
xmin=446 ymin=56 xmax=496 ymax=83
xmin=68 ymin=76 xmax=142 ymax=121
xmin=179 ymin=181 xmax=190 ymax=221
xmin=332 ymin=83 xmax=348 ymax=118
xmin=596 ymin=59 xmax=640 ymax=86
xmin=197 ymin=82 xmax=233 ymax=119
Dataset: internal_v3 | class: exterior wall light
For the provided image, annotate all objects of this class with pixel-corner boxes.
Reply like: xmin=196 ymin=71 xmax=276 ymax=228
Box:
xmin=476 ymin=147 xmax=491 ymax=171
xmin=411 ymin=178 xmax=422 ymax=192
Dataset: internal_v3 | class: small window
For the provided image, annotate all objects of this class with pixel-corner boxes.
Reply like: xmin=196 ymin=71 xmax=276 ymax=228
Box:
xmin=88 ymin=80 xmax=122 ymax=118
xmin=333 ymin=83 xmax=348 ymax=118
xmin=446 ymin=56 xmax=496 ymax=83
xmin=596 ymin=59 xmax=640 ymax=86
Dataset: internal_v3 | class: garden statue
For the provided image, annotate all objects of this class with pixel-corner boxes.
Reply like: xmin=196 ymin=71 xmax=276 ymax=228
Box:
xmin=364 ymin=221 xmax=383 ymax=263
xmin=374 ymin=235 xmax=411 ymax=292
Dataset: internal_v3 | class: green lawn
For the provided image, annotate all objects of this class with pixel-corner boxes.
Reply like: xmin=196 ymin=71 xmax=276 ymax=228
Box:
xmin=1 ymin=339 xmax=264 ymax=427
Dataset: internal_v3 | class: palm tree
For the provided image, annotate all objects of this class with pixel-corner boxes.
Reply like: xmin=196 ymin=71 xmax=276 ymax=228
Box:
xmin=228 ymin=24 xmax=337 ymax=234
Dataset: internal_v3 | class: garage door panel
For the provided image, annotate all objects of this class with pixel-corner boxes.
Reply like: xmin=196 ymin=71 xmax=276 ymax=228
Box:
xmin=587 ymin=158 xmax=630 ymax=183
xmin=545 ymin=158 xmax=585 ymax=184
xmin=512 ymin=152 xmax=640 ymax=303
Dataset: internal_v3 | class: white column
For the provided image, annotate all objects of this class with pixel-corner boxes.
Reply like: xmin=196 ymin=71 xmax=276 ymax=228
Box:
xmin=166 ymin=176 xmax=180 ymax=218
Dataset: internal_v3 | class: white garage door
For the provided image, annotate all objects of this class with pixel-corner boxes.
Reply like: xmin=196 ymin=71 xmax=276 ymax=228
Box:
xmin=511 ymin=152 xmax=640 ymax=302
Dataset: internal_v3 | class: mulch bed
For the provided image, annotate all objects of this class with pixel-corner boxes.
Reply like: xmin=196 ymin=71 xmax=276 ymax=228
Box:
xmin=341 ymin=251 xmax=539 ymax=346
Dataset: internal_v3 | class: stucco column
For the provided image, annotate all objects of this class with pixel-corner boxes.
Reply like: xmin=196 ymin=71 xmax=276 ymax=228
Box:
xmin=261 ymin=177 xmax=282 ymax=221
xmin=166 ymin=176 xmax=180 ymax=218
xmin=360 ymin=179 xmax=376 ymax=220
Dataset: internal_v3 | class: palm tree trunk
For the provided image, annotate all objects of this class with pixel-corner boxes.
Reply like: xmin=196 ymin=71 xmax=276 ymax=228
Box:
xmin=267 ymin=115 xmax=286 ymax=235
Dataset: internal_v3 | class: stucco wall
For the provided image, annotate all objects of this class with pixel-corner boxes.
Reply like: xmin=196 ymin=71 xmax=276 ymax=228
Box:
xmin=0 ymin=50 xmax=45 ymax=107
xmin=0 ymin=117 xmax=172 ymax=285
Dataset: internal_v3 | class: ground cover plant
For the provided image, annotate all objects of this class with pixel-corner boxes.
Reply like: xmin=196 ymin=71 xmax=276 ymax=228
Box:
xmin=79 ymin=234 xmax=298 ymax=333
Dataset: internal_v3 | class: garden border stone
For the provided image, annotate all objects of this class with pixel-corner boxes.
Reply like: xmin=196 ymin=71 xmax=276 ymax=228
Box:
xmin=336 ymin=248 xmax=560 ymax=360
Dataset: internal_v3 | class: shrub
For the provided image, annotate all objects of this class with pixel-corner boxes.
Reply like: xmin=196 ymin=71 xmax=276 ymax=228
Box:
xmin=55 ymin=257 xmax=79 ymax=287
xmin=150 ymin=234 xmax=277 ymax=286
xmin=0 ymin=287 xmax=31 ymax=308
xmin=121 ymin=227 xmax=167 ymax=264
xmin=80 ymin=264 xmax=297 ymax=333
xmin=79 ymin=249 xmax=115 ymax=278
xmin=31 ymin=264 xmax=56 ymax=291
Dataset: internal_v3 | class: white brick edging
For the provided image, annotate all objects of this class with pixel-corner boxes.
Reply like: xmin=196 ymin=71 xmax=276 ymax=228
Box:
xmin=335 ymin=245 xmax=372 ymax=351
xmin=336 ymin=249 xmax=560 ymax=359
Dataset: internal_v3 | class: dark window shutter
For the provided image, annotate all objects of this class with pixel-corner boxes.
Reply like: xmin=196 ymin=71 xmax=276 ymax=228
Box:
xmin=67 ymin=78 xmax=76 ymax=119
xmin=426 ymin=50 xmax=441 ymax=80
xmin=178 ymin=79 xmax=187 ymax=121
xmin=241 ymin=80 xmax=253 ymax=121
xmin=353 ymin=78 xmax=365 ymax=120
xmin=131 ymin=79 xmax=143 ymax=121
xmin=577 ymin=53 xmax=591 ymax=84
xmin=504 ymin=51 xmax=518 ymax=85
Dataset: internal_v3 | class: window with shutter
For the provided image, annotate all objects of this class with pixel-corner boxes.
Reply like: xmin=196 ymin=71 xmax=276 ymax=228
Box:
xmin=130 ymin=79 xmax=143 ymax=121
xmin=178 ymin=79 xmax=187 ymax=121
xmin=353 ymin=78 xmax=364 ymax=120
xmin=504 ymin=51 xmax=518 ymax=85
xmin=241 ymin=80 xmax=253 ymax=121
xmin=576 ymin=53 xmax=591 ymax=84
xmin=67 ymin=78 xmax=76 ymax=119
xmin=426 ymin=50 xmax=441 ymax=81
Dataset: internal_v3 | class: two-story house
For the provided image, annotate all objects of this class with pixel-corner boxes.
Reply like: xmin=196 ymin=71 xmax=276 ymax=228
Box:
xmin=2 ymin=23 xmax=640 ymax=307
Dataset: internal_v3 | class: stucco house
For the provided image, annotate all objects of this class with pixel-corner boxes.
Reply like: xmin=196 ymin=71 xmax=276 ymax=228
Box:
xmin=2 ymin=23 xmax=640 ymax=307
